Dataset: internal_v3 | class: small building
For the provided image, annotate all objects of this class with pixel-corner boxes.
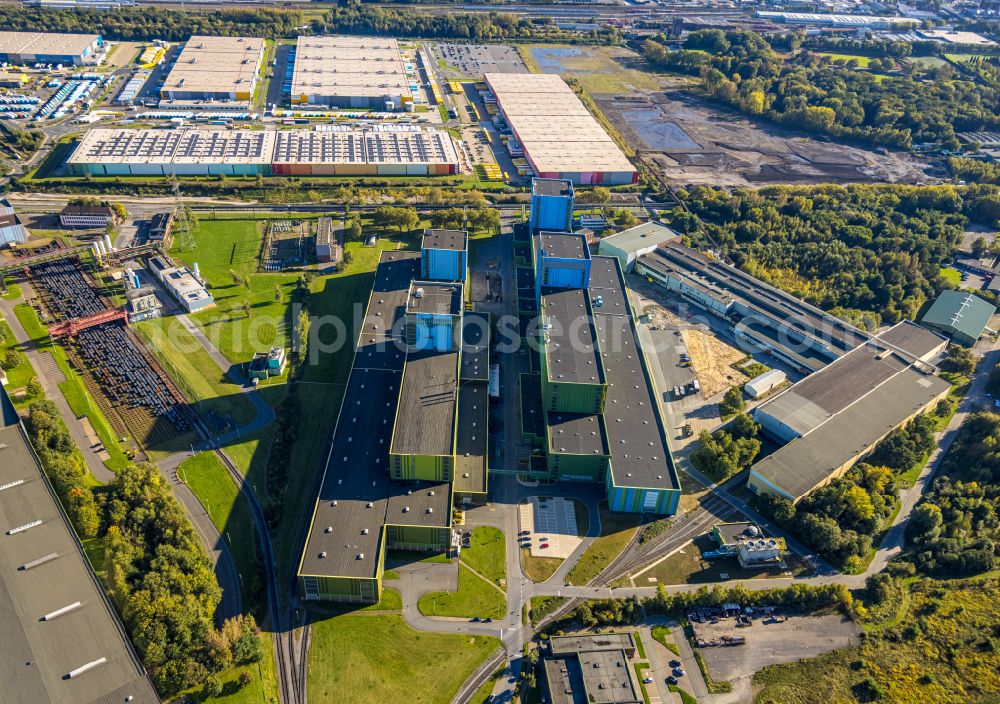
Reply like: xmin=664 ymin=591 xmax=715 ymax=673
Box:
xmin=744 ymin=369 xmax=786 ymax=399
xmin=707 ymin=521 xmax=786 ymax=568
xmin=597 ymin=221 xmax=678 ymax=273
xmin=577 ymin=213 xmax=607 ymax=231
xmin=920 ymin=290 xmax=996 ymax=347
xmin=543 ymin=633 xmax=642 ymax=704
xmin=148 ymin=255 xmax=214 ymax=313
xmin=0 ymin=198 xmax=28 ymax=247
xmin=530 ymin=178 xmax=575 ymax=233
xmin=125 ymin=285 xmax=162 ymax=322
xmin=147 ymin=211 xmax=174 ymax=243
xmin=249 ymin=347 xmax=287 ymax=379
xmin=315 ymin=217 xmax=343 ymax=265
xmin=420 ymin=229 xmax=468 ymax=282
xmin=59 ymin=203 xmax=121 ymax=228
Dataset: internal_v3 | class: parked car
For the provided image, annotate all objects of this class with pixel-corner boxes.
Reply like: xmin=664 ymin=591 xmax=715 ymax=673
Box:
xmin=672 ymin=667 xmax=685 ymax=677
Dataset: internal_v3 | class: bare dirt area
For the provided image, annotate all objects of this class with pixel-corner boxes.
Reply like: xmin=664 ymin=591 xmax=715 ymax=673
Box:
xmin=598 ymin=85 xmax=933 ymax=188
xmin=681 ymin=328 xmax=744 ymax=398
xmin=694 ymin=613 xmax=861 ymax=704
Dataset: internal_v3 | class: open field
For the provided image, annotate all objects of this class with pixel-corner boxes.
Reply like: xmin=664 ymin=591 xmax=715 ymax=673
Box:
xmin=308 ymin=612 xmax=500 ymax=704
xmin=817 ymin=53 xmax=872 ymax=67
xmin=461 ymin=526 xmax=506 ymax=589
xmin=522 ymin=44 xmax=662 ymax=96
xmin=521 ymin=549 xmax=563 ymax=583
xmin=418 ymin=564 xmax=506 ymax=619
xmin=754 ymin=578 xmax=1000 ymax=704
xmin=565 ymin=503 xmax=642 ymax=586
xmin=681 ymin=327 xmax=745 ymax=399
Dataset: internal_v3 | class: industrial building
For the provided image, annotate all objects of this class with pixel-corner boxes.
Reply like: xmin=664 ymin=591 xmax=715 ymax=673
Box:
xmin=635 ymin=242 xmax=867 ymax=375
xmin=0 ymin=386 xmax=159 ymax=704
xmin=422 ymin=229 xmax=468 ymax=282
xmin=298 ymin=231 xmax=489 ymax=604
xmin=530 ymin=179 xmax=575 ymax=233
xmin=542 ymin=633 xmax=642 ymax=704
xmin=148 ymin=256 xmax=214 ymax=312
xmin=920 ymin=290 xmax=996 ymax=347
xmin=315 ymin=217 xmax=342 ymax=264
xmin=0 ymin=198 xmax=28 ymax=247
xmin=755 ymin=11 xmax=920 ymax=28
xmin=747 ymin=321 xmax=950 ymax=502
xmin=0 ymin=31 xmax=103 ymax=66
xmin=160 ymin=35 xmax=264 ymax=101
xmin=290 ymin=36 xmax=413 ymax=109
xmin=597 ymin=221 xmax=678 ymax=273
xmin=59 ymin=203 xmax=121 ymax=228
xmin=744 ymin=369 xmax=786 ymax=399
xmin=66 ymin=127 xmax=460 ymax=177
xmin=707 ymin=522 xmax=786 ymax=569
xmin=485 ymin=72 xmax=637 ymax=185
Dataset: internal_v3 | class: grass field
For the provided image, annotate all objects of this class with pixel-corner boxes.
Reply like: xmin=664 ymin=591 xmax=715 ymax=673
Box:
xmin=307 ymin=613 xmax=500 ymax=704
xmin=521 ymin=549 xmax=563 ymax=583
xmin=418 ymin=564 xmax=506 ymax=619
xmin=939 ymin=267 xmax=962 ymax=287
xmin=637 ymin=533 xmax=812 ymax=585
xmin=529 ymin=595 xmax=568 ymax=625
xmin=521 ymin=44 xmax=662 ymax=95
xmin=565 ymin=503 xmax=642 ymax=586
xmin=461 ymin=526 xmax=506 ymax=589
xmin=754 ymin=578 xmax=1000 ymax=704
xmin=134 ymin=317 xmax=256 ymax=427
xmin=818 ymin=52 xmax=872 ymax=68
xmin=0 ymin=319 xmax=37 ymax=393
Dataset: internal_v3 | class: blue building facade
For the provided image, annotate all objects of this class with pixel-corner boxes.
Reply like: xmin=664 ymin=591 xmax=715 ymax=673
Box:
xmin=534 ymin=231 xmax=592 ymax=298
xmin=421 ymin=229 xmax=468 ymax=282
xmin=530 ymin=178 xmax=575 ymax=233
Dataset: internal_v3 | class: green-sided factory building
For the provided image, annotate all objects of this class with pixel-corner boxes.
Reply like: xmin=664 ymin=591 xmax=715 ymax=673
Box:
xmin=298 ymin=230 xmax=488 ymax=604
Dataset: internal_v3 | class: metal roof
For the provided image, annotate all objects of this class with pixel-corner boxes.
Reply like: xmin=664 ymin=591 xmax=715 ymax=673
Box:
xmin=598 ymin=222 xmax=678 ymax=256
xmin=920 ymin=290 xmax=996 ymax=342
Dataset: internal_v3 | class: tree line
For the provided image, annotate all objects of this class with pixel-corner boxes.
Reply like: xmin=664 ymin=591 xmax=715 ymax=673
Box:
xmin=642 ymin=29 xmax=1000 ymax=151
xmin=669 ymin=184 xmax=997 ymax=325
xmin=0 ymin=5 xmax=620 ymax=43
xmin=22 ymin=400 xmax=262 ymax=696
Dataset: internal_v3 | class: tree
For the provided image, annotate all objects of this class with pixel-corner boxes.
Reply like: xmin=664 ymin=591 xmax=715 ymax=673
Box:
xmin=202 ymin=675 xmax=224 ymax=698
xmin=111 ymin=202 xmax=127 ymax=221
xmin=238 ymin=671 xmax=253 ymax=689
xmin=242 ymin=299 xmax=251 ymax=319
xmin=347 ymin=218 xmax=363 ymax=242
xmin=25 ymin=378 xmax=43 ymax=399
xmin=3 ymin=348 xmax=24 ymax=370
xmin=940 ymin=344 xmax=976 ymax=376
xmin=274 ymin=284 xmax=283 ymax=303
xmin=578 ymin=187 xmax=611 ymax=204
xmin=718 ymin=386 xmax=745 ymax=418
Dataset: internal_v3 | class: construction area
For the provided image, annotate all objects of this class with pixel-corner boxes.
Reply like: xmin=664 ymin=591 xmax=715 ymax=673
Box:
xmin=26 ymin=258 xmax=189 ymax=448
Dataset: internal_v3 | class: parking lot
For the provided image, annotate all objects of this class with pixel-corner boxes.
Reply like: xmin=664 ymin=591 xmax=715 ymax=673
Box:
xmin=517 ymin=496 xmax=582 ymax=559
xmin=695 ymin=611 xmax=860 ymax=700
xmin=432 ymin=43 xmax=526 ymax=78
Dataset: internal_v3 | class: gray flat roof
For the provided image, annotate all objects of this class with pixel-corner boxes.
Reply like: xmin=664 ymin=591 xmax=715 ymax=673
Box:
xmin=540 ymin=231 xmax=589 ymax=261
xmin=0 ymin=411 xmax=158 ymax=704
xmin=547 ymin=411 xmax=608 ymax=456
xmin=541 ymin=287 xmax=604 ymax=385
xmin=577 ymin=650 xmax=642 ymax=704
xmin=423 ymin=229 xmax=468 ymax=252
xmin=752 ymin=364 xmax=949 ymax=499
xmin=301 ymin=251 xmax=451 ymax=580
xmin=599 ymin=221 xmax=678 ymax=255
xmin=543 ymin=658 xmax=580 ymax=704
xmin=589 ymin=257 xmax=680 ymax=491
xmin=407 ymin=281 xmax=462 ymax=317
xmin=0 ymin=31 xmax=100 ymax=58
xmin=533 ymin=178 xmax=573 ymax=197
xmin=162 ymin=35 xmax=264 ymax=95
xmin=878 ymin=320 xmax=947 ymax=360
xmin=391 ymin=349 xmax=459 ymax=458
xmin=461 ymin=312 xmax=490 ymax=382
xmin=455 ymin=380 xmax=488 ymax=495
xmin=550 ymin=632 xmax=636 ymax=656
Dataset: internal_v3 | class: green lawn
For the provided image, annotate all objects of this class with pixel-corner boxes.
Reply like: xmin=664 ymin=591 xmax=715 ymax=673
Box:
xmin=521 ymin=549 xmax=563 ymax=583
xmin=529 ymin=595 xmax=567 ymax=626
xmin=417 ymin=564 xmax=506 ymax=619
xmin=639 ymin=533 xmax=812 ymax=585
xmin=461 ymin=526 xmax=506 ymax=589
xmin=565 ymin=503 xmax=642 ymax=586
xmin=818 ymin=52 xmax=872 ymax=67
xmin=307 ymin=613 xmax=500 ymax=704
xmin=134 ymin=317 xmax=256 ymax=427
xmin=0 ymin=319 xmax=37 ymax=393
xmin=939 ymin=267 xmax=962 ymax=287
xmin=651 ymin=625 xmax=680 ymax=656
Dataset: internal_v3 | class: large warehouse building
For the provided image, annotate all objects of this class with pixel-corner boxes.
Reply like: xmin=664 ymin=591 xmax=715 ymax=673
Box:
xmin=485 ymin=72 xmax=637 ymax=186
xmin=0 ymin=31 xmax=103 ymax=66
xmin=0 ymin=387 xmax=159 ymax=704
xmin=160 ymin=35 xmax=264 ymax=101
xmin=298 ymin=232 xmax=488 ymax=604
xmin=748 ymin=321 xmax=949 ymax=502
xmin=66 ymin=127 xmax=461 ymax=176
xmin=290 ymin=36 xmax=413 ymax=109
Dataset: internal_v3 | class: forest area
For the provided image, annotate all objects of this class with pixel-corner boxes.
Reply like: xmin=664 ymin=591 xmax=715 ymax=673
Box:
xmin=643 ymin=29 xmax=1000 ymax=150
xmin=662 ymin=183 xmax=1000 ymax=325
